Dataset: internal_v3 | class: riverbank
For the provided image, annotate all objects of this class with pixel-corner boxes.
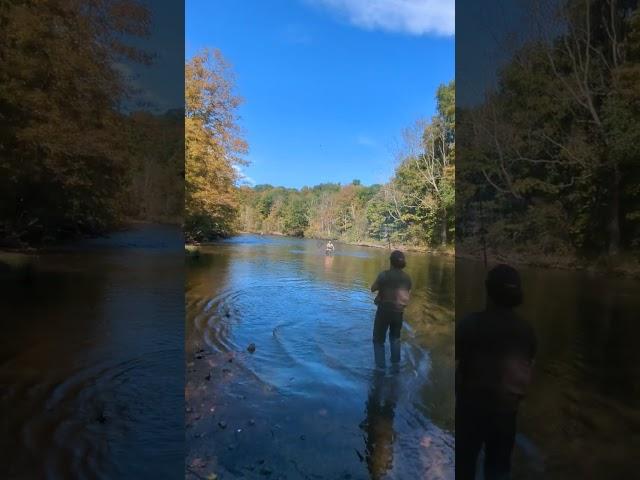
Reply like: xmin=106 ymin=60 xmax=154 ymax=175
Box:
xmin=233 ymin=230 xmax=455 ymax=257
xmin=456 ymin=242 xmax=640 ymax=279
xmin=1 ymin=219 xmax=182 ymax=254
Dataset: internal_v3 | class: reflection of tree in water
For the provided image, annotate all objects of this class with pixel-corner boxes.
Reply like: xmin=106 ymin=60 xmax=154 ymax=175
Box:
xmin=361 ymin=371 xmax=400 ymax=480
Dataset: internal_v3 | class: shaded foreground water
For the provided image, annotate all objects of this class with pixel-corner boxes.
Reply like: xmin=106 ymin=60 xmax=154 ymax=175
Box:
xmin=457 ymin=260 xmax=640 ymax=480
xmin=186 ymin=235 xmax=455 ymax=479
xmin=0 ymin=225 xmax=184 ymax=479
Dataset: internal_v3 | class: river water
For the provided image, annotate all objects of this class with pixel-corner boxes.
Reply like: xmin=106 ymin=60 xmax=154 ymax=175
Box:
xmin=3 ymin=228 xmax=635 ymax=479
xmin=186 ymin=234 xmax=455 ymax=479
xmin=457 ymin=260 xmax=640 ymax=480
xmin=0 ymin=225 xmax=184 ymax=479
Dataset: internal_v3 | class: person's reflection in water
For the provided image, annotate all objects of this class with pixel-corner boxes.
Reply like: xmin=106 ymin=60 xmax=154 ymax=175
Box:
xmin=371 ymin=250 xmax=412 ymax=370
xmin=323 ymin=252 xmax=334 ymax=271
xmin=361 ymin=370 xmax=400 ymax=480
xmin=455 ymin=264 xmax=537 ymax=480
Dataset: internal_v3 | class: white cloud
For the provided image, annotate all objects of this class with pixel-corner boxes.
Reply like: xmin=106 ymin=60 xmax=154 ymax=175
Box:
xmin=233 ymin=164 xmax=256 ymax=186
xmin=308 ymin=0 xmax=454 ymax=36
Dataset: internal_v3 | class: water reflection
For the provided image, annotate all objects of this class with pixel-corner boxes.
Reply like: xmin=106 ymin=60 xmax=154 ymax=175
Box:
xmin=361 ymin=371 xmax=400 ymax=479
xmin=0 ymin=225 xmax=183 ymax=479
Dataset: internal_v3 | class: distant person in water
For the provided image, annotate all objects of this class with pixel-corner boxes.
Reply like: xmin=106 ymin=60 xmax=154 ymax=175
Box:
xmin=370 ymin=250 xmax=412 ymax=370
xmin=456 ymin=264 xmax=537 ymax=480
xmin=325 ymin=240 xmax=335 ymax=255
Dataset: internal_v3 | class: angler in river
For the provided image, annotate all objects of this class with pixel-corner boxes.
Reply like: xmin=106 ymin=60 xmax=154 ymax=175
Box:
xmin=325 ymin=240 xmax=335 ymax=255
xmin=370 ymin=250 xmax=412 ymax=371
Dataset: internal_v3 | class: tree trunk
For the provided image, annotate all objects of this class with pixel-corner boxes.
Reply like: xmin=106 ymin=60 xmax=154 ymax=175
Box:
xmin=607 ymin=162 xmax=621 ymax=256
xmin=441 ymin=208 xmax=448 ymax=246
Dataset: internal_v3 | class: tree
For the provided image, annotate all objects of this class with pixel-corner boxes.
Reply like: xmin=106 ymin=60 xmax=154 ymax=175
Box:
xmin=385 ymin=80 xmax=455 ymax=246
xmin=0 ymin=0 xmax=152 ymax=245
xmin=458 ymin=0 xmax=640 ymax=257
xmin=185 ymin=49 xmax=248 ymax=241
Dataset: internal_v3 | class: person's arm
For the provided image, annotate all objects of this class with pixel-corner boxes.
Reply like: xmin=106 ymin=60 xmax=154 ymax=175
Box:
xmin=371 ymin=272 xmax=383 ymax=292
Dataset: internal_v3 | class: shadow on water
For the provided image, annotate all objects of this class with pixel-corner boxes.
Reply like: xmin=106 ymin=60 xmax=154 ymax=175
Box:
xmin=0 ymin=225 xmax=184 ymax=479
xmin=186 ymin=234 xmax=454 ymax=479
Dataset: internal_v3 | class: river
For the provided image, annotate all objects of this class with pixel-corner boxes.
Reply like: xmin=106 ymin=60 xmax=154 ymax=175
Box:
xmin=3 ymin=228 xmax=635 ymax=479
xmin=185 ymin=234 xmax=455 ymax=479
xmin=0 ymin=224 xmax=184 ymax=479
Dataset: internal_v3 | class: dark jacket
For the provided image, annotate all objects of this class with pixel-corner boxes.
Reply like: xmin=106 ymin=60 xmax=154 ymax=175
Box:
xmin=456 ymin=307 xmax=537 ymax=411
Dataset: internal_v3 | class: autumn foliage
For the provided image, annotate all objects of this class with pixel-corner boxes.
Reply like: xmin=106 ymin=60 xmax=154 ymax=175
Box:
xmin=185 ymin=49 xmax=248 ymax=242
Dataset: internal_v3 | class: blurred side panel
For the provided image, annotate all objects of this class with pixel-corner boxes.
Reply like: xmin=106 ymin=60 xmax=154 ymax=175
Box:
xmin=456 ymin=0 xmax=640 ymax=478
xmin=0 ymin=1 xmax=185 ymax=478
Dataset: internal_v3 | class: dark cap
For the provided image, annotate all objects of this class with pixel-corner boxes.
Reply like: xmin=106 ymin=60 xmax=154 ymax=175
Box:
xmin=485 ymin=264 xmax=523 ymax=307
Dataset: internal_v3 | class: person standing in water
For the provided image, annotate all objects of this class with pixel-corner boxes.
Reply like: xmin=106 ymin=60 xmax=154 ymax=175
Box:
xmin=455 ymin=264 xmax=537 ymax=480
xmin=370 ymin=250 xmax=412 ymax=370
xmin=325 ymin=240 xmax=335 ymax=255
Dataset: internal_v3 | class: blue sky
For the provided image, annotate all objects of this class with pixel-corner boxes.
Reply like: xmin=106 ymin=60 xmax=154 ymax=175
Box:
xmin=186 ymin=0 xmax=454 ymax=188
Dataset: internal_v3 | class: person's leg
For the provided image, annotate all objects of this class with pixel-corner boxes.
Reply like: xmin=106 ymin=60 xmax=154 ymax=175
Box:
xmin=372 ymin=307 xmax=389 ymax=369
xmin=388 ymin=311 xmax=403 ymax=364
xmin=483 ymin=410 xmax=517 ymax=480
xmin=456 ymin=401 xmax=485 ymax=480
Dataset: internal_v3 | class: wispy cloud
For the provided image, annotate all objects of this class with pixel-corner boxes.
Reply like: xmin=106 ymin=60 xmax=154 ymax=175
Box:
xmin=281 ymin=24 xmax=314 ymax=45
xmin=307 ymin=0 xmax=454 ymax=36
xmin=233 ymin=164 xmax=256 ymax=186
xmin=356 ymin=134 xmax=377 ymax=148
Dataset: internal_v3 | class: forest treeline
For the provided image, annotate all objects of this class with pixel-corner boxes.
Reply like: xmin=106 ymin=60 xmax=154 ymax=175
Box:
xmin=458 ymin=0 xmax=640 ymax=261
xmin=184 ymin=46 xmax=455 ymax=248
xmin=0 ymin=0 xmax=183 ymax=247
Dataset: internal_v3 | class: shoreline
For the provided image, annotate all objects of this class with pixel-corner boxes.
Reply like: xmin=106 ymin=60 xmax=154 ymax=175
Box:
xmin=233 ymin=230 xmax=455 ymax=257
xmin=455 ymin=244 xmax=640 ymax=279
xmin=191 ymin=232 xmax=640 ymax=280
xmin=1 ymin=219 xmax=181 ymax=255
